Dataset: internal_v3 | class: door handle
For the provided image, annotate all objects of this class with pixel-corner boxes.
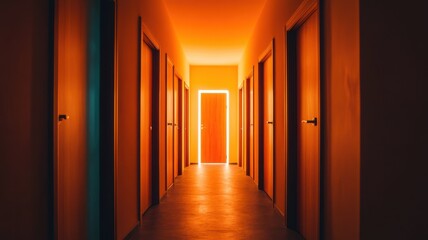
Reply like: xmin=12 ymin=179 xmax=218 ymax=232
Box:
xmin=301 ymin=117 xmax=317 ymax=126
xmin=59 ymin=114 xmax=69 ymax=121
xmin=167 ymin=122 xmax=173 ymax=126
xmin=267 ymin=121 xmax=273 ymax=124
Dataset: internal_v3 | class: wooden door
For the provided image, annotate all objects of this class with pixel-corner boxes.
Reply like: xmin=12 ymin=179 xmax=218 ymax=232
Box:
xmin=262 ymin=54 xmax=274 ymax=199
xmin=166 ymin=57 xmax=174 ymax=188
xmin=201 ymin=93 xmax=227 ymax=163
xmin=56 ymin=0 xmax=88 ymax=238
xmin=249 ymin=76 xmax=255 ymax=179
xmin=140 ymin=41 xmax=152 ymax=215
xmin=246 ymin=76 xmax=255 ymax=178
xmin=296 ymin=8 xmax=320 ymax=240
xmin=184 ymin=86 xmax=190 ymax=167
xmin=239 ymin=87 xmax=243 ymax=167
xmin=173 ymin=74 xmax=182 ymax=177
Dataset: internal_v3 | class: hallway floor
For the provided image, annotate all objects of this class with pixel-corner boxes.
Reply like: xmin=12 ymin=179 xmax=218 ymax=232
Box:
xmin=131 ymin=164 xmax=302 ymax=240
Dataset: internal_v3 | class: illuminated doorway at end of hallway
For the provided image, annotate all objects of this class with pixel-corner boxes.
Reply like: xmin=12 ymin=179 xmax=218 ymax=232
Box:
xmin=198 ymin=90 xmax=229 ymax=165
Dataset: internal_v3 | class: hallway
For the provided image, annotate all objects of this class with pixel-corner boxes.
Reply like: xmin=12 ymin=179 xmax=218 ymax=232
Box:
xmin=3 ymin=0 xmax=428 ymax=239
xmin=131 ymin=165 xmax=302 ymax=240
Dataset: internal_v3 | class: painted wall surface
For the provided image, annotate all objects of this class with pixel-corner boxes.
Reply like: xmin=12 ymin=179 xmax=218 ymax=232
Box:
xmin=190 ymin=66 xmax=238 ymax=164
xmin=0 ymin=1 xmax=51 ymax=238
xmin=323 ymin=0 xmax=360 ymax=239
xmin=360 ymin=1 xmax=428 ymax=239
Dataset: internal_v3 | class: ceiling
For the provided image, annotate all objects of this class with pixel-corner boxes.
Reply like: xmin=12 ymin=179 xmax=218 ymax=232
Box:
xmin=163 ymin=0 xmax=267 ymax=65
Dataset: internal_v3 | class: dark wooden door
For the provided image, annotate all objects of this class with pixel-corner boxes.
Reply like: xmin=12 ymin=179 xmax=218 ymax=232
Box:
xmin=296 ymin=8 xmax=320 ymax=240
xmin=140 ymin=41 xmax=152 ymax=215
xmin=263 ymin=54 xmax=274 ymax=199
xmin=201 ymin=93 xmax=227 ymax=163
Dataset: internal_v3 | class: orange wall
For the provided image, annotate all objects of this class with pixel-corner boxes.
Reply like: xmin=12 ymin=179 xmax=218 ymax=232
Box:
xmin=240 ymin=0 xmax=360 ymax=238
xmin=323 ymin=0 xmax=360 ymax=239
xmin=190 ymin=66 xmax=238 ymax=164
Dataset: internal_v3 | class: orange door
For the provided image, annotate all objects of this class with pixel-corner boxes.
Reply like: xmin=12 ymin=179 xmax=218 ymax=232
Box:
xmin=173 ymin=74 xmax=180 ymax=178
xmin=248 ymin=76 xmax=256 ymax=180
xmin=56 ymin=0 xmax=88 ymax=238
xmin=245 ymin=80 xmax=250 ymax=174
xmin=246 ymin=76 xmax=255 ymax=178
xmin=184 ymin=87 xmax=190 ymax=167
xmin=140 ymin=41 xmax=152 ymax=215
xmin=239 ymin=88 xmax=243 ymax=167
xmin=297 ymin=9 xmax=320 ymax=240
xmin=166 ymin=58 xmax=174 ymax=188
xmin=263 ymin=55 xmax=274 ymax=199
xmin=201 ymin=93 xmax=227 ymax=163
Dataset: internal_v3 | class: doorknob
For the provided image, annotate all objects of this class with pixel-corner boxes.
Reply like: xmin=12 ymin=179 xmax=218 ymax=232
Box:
xmin=59 ymin=114 xmax=69 ymax=121
xmin=301 ymin=117 xmax=317 ymax=126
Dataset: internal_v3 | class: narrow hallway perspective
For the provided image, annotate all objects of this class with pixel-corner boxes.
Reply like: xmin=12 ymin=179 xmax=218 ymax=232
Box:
xmin=131 ymin=165 xmax=302 ymax=240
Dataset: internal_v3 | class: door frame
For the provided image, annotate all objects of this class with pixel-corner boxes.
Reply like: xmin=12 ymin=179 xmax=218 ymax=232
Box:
xmin=285 ymin=0 xmax=323 ymax=235
xmin=197 ymin=90 xmax=230 ymax=165
xmin=258 ymin=40 xmax=275 ymax=202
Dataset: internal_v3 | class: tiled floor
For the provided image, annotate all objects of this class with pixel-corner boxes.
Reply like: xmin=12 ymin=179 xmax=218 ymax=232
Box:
xmin=131 ymin=164 xmax=303 ymax=240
